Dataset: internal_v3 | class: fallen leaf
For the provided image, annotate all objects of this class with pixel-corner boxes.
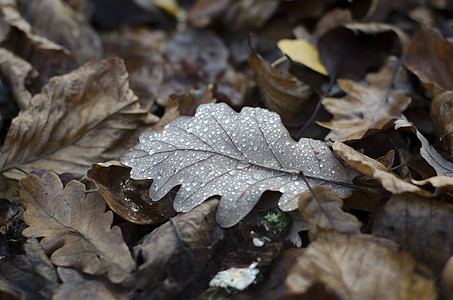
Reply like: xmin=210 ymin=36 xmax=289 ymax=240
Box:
xmin=319 ymin=57 xmax=411 ymax=142
xmin=318 ymin=22 xmax=407 ymax=79
xmin=395 ymin=118 xmax=453 ymax=177
xmin=222 ymin=0 xmax=279 ymax=30
xmin=16 ymin=0 xmax=102 ymax=64
xmin=0 ymin=198 xmax=19 ymax=224
xmin=0 ymin=47 xmax=37 ymax=109
xmin=53 ymin=267 xmax=128 ymax=300
xmin=87 ymin=162 xmax=175 ymax=225
xmin=298 ymin=185 xmax=361 ymax=241
xmin=431 ymin=90 xmax=453 ymax=156
xmin=0 ymin=238 xmax=59 ymax=300
xmin=19 ymin=172 xmax=136 ymax=283
xmin=187 ymin=0 xmax=232 ymax=27
xmin=285 ymin=234 xmax=436 ymax=299
xmin=403 ymin=27 xmax=453 ymax=96
xmin=371 ymin=193 xmax=453 ymax=275
xmin=122 ymin=103 xmax=358 ymax=227
xmin=0 ymin=57 xmax=157 ymax=180
xmin=332 ymin=141 xmax=422 ymax=194
xmin=277 ymin=39 xmax=328 ymax=75
xmin=248 ymin=51 xmax=313 ymax=126
xmin=442 ymin=255 xmax=453 ymax=300
xmin=133 ymin=199 xmax=220 ymax=299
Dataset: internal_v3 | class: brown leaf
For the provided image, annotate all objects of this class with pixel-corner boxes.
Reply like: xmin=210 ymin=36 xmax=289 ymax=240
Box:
xmin=403 ymin=27 xmax=453 ymax=96
xmin=0 ymin=47 xmax=37 ymax=109
xmin=431 ymin=91 xmax=453 ymax=156
xmin=442 ymin=255 xmax=453 ymax=300
xmin=0 ymin=57 xmax=158 ymax=180
xmin=133 ymin=199 xmax=220 ymax=299
xmin=19 ymin=172 xmax=136 ymax=283
xmin=298 ymin=185 xmax=361 ymax=241
xmin=371 ymin=193 xmax=453 ymax=275
xmin=87 ymin=162 xmax=175 ymax=225
xmin=0 ymin=198 xmax=19 ymax=224
xmin=16 ymin=0 xmax=102 ymax=64
xmin=53 ymin=268 xmax=128 ymax=300
xmin=0 ymin=238 xmax=59 ymax=300
xmin=285 ymin=234 xmax=436 ymax=299
xmin=0 ymin=0 xmax=76 ymax=89
xmin=319 ymin=57 xmax=411 ymax=142
xmin=248 ymin=51 xmax=312 ymax=126
xmin=187 ymin=0 xmax=232 ymax=28
xmin=318 ymin=22 xmax=407 ymax=79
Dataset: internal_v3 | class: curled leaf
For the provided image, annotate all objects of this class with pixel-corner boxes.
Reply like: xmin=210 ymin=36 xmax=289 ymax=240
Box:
xmin=122 ymin=103 xmax=357 ymax=227
xmin=19 ymin=172 xmax=136 ymax=283
xmin=277 ymin=39 xmax=328 ymax=75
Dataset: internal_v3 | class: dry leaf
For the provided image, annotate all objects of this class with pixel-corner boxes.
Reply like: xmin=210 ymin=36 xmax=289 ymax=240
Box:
xmin=133 ymin=199 xmax=220 ymax=299
xmin=0 ymin=57 xmax=157 ymax=180
xmin=431 ymin=91 xmax=453 ymax=156
xmin=277 ymin=39 xmax=328 ymax=75
xmin=298 ymin=185 xmax=361 ymax=241
xmin=122 ymin=103 xmax=358 ymax=227
xmin=53 ymin=267 xmax=128 ymax=300
xmin=0 ymin=238 xmax=59 ymax=300
xmin=403 ymin=27 xmax=453 ymax=96
xmin=16 ymin=0 xmax=102 ymax=64
xmin=371 ymin=193 xmax=453 ymax=275
xmin=442 ymin=255 xmax=453 ymax=300
xmin=87 ymin=162 xmax=175 ymax=225
xmin=319 ymin=57 xmax=411 ymax=142
xmin=19 ymin=172 xmax=136 ymax=283
xmin=332 ymin=141 xmax=422 ymax=194
xmin=285 ymin=234 xmax=436 ymax=299
xmin=0 ymin=47 xmax=37 ymax=109
xmin=318 ymin=22 xmax=407 ymax=79
xmin=248 ymin=51 xmax=312 ymax=127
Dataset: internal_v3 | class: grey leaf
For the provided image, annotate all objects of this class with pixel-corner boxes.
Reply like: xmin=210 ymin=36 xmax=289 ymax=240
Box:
xmin=122 ymin=103 xmax=358 ymax=227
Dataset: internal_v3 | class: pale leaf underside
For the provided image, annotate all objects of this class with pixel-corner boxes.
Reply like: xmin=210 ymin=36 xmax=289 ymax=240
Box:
xmin=122 ymin=103 xmax=357 ymax=227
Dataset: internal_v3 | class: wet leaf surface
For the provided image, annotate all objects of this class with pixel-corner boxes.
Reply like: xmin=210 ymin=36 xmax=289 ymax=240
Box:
xmin=122 ymin=103 xmax=358 ymax=227
xmin=19 ymin=172 xmax=136 ymax=283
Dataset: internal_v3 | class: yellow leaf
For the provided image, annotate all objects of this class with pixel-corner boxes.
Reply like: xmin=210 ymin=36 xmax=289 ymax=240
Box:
xmin=277 ymin=39 xmax=328 ymax=76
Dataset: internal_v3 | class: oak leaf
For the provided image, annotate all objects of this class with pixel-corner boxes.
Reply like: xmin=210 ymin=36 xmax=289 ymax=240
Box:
xmin=319 ymin=57 xmax=411 ymax=142
xmin=122 ymin=103 xmax=358 ymax=227
xmin=285 ymin=234 xmax=436 ymax=299
xmin=0 ymin=57 xmax=157 ymax=180
xmin=19 ymin=172 xmax=136 ymax=284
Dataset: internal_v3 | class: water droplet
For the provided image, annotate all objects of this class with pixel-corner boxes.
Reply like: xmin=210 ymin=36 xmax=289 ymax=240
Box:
xmin=279 ymin=186 xmax=286 ymax=193
xmin=149 ymin=149 xmax=156 ymax=155
xmin=229 ymin=170 xmax=237 ymax=176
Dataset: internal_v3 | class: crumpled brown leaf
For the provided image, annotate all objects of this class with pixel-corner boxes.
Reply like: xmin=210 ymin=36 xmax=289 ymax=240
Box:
xmin=87 ymin=162 xmax=175 ymax=225
xmin=285 ymin=234 xmax=436 ymax=299
xmin=19 ymin=172 xmax=136 ymax=284
xmin=53 ymin=267 xmax=128 ymax=300
xmin=372 ymin=193 xmax=453 ymax=275
xmin=319 ymin=57 xmax=411 ymax=142
xmin=248 ymin=51 xmax=312 ymax=127
xmin=0 ymin=57 xmax=157 ymax=180
xmin=133 ymin=199 xmax=221 ymax=299
xmin=403 ymin=27 xmax=453 ymax=96
xmin=431 ymin=91 xmax=453 ymax=157
xmin=298 ymin=185 xmax=361 ymax=241
xmin=16 ymin=0 xmax=102 ymax=64
xmin=0 ymin=47 xmax=37 ymax=109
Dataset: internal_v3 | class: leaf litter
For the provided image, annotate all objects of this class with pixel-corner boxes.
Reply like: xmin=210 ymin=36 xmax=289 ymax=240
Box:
xmin=1 ymin=1 xmax=453 ymax=299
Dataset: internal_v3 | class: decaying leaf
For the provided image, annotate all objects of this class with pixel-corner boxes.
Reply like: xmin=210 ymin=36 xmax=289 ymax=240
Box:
xmin=431 ymin=91 xmax=453 ymax=156
xmin=53 ymin=268 xmax=128 ymax=300
xmin=442 ymin=255 xmax=453 ymax=300
xmin=395 ymin=118 xmax=453 ymax=177
xmin=122 ymin=103 xmax=358 ymax=227
xmin=0 ymin=57 xmax=157 ymax=180
xmin=298 ymin=185 xmax=361 ymax=241
xmin=87 ymin=162 xmax=175 ymax=225
xmin=371 ymin=193 xmax=453 ymax=275
xmin=403 ymin=27 xmax=453 ymax=96
xmin=133 ymin=199 xmax=220 ymax=299
xmin=319 ymin=57 xmax=411 ymax=142
xmin=285 ymin=234 xmax=436 ymax=299
xmin=15 ymin=0 xmax=102 ymax=64
xmin=248 ymin=51 xmax=312 ymax=126
xmin=277 ymin=38 xmax=328 ymax=75
xmin=19 ymin=172 xmax=136 ymax=284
